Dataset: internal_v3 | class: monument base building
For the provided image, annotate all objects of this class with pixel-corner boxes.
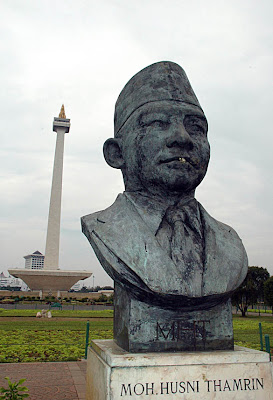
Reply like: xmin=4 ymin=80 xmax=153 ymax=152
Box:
xmin=8 ymin=268 xmax=90 ymax=294
xmin=9 ymin=249 xmax=91 ymax=297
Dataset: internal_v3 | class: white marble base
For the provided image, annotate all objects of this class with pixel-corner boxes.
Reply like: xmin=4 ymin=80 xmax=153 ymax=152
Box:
xmin=86 ymin=340 xmax=273 ymax=400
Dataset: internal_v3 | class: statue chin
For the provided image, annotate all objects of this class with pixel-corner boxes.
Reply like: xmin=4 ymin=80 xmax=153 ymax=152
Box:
xmin=140 ymin=173 xmax=207 ymax=196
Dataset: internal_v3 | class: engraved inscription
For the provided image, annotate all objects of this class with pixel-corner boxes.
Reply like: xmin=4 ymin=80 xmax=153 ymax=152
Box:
xmin=120 ymin=378 xmax=264 ymax=396
xmin=156 ymin=320 xmax=210 ymax=350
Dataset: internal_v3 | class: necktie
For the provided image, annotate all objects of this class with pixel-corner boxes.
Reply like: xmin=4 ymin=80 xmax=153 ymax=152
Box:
xmin=165 ymin=200 xmax=204 ymax=296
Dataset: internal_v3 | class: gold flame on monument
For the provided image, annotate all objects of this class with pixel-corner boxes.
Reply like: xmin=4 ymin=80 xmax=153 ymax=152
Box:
xmin=59 ymin=104 xmax=66 ymax=119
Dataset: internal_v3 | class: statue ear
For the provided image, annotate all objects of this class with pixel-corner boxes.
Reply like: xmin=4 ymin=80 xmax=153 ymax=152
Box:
xmin=103 ymin=138 xmax=125 ymax=169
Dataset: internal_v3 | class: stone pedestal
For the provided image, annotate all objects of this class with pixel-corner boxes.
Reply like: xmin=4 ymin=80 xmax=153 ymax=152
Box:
xmin=114 ymin=285 xmax=233 ymax=352
xmin=86 ymin=340 xmax=273 ymax=400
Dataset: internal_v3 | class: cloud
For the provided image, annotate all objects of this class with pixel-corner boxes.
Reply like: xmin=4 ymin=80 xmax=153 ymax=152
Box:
xmin=1 ymin=0 xmax=272 ymax=285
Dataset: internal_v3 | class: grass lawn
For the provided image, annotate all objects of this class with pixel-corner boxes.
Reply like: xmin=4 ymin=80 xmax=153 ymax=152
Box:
xmin=233 ymin=314 xmax=273 ymax=351
xmin=0 ymin=308 xmax=113 ymax=318
xmin=0 ymin=311 xmax=113 ymax=363
xmin=0 ymin=312 xmax=272 ymax=363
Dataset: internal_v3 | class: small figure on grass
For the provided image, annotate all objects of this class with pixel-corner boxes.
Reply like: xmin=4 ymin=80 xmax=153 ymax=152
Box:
xmin=0 ymin=377 xmax=29 ymax=399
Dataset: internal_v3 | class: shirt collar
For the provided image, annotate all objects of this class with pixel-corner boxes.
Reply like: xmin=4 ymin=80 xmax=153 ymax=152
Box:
xmin=124 ymin=191 xmax=199 ymax=235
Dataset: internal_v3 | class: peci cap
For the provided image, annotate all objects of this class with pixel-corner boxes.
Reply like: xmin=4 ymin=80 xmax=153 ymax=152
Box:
xmin=114 ymin=61 xmax=203 ymax=137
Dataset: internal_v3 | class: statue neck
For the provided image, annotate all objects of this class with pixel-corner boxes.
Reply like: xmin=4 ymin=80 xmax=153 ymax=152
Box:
xmin=125 ymin=188 xmax=196 ymax=208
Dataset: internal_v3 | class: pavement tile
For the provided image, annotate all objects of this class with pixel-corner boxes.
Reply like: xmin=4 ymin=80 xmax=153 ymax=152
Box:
xmin=75 ymin=384 xmax=86 ymax=392
xmin=29 ymin=385 xmax=78 ymax=400
xmin=0 ymin=361 xmax=87 ymax=400
xmin=77 ymin=360 xmax=87 ymax=371
xmin=72 ymin=376 xmax=86 ymax=385
xmin=75 ymin=389 xmax=86 ymax=399
xmin=71 ymin=371 xmax=85 ymax=375
xmin=68 ymin=364 xmax=81 ymax=370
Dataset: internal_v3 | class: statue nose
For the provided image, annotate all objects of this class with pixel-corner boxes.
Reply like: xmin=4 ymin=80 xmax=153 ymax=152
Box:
xmin=166 ymin=123 xmax=193 ymax=149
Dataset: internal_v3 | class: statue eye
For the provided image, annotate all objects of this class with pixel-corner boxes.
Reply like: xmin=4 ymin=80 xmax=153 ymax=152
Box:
xmin=148 ymin=120 xmax=169 ymax=129
xmin=139 ymin=113 xmax=169 ymax=129
xmin=184 ymin=116 xmax=207 ymax=135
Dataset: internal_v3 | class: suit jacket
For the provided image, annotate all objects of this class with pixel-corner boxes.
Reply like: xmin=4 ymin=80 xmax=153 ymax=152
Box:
xmin=81 ymin=193 xmax=248 ymax=309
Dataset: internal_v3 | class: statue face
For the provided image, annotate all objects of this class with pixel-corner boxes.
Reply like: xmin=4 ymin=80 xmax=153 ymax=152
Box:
xmin=121 ymin=101 xmax=210 ymax=195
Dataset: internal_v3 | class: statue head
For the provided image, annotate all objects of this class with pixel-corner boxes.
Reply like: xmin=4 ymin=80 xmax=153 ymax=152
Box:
xmin=103 ymin=61 xmax=210 ymax=198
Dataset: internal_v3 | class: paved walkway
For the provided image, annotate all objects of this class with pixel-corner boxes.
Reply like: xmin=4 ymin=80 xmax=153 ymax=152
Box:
xmin=0 ymin=361 xmax=86 ymax=400
xmin=233 ymin=310 xmax=273 ymax=317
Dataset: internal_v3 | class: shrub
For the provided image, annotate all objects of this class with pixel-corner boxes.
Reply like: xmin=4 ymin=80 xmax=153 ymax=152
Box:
xmin=0 ymin=377 xmax=29 ymax=399
xmin=81 ymin=298 xmax=88 ymax=303
xmin=1 ymin=299 xmax=15 ymax=304
xmin=97 ymin=294 xmax=108 ymax=303
xmin=108 ymin=294 xmax=114 ymax=304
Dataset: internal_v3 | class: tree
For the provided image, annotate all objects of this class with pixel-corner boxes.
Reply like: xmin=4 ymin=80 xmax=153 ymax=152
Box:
xmin=232 ymin=266 xmax=269 ymax=317
xmin=108 ymin=294 xmax=114 ymax=304
xmin=97 ymin=294 xmax=108 ymax=303
xmin=80 ymin=286 xmax=89 ymax=293
xmin=264 ymin=277 xmax=273 ymax=313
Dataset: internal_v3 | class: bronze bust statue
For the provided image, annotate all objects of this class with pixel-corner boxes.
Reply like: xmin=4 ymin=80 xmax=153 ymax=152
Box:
xmin=82 ymin=61 xmax=248 ymax=352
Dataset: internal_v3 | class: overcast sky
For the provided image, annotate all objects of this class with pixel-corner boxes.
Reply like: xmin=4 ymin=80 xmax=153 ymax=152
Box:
xmin=0 ymin=0 xmax=272 ymax=287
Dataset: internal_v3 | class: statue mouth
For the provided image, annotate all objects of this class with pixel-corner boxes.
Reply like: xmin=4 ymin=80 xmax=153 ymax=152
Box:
xmin=161 ymin=156 xmax=199 ymax=167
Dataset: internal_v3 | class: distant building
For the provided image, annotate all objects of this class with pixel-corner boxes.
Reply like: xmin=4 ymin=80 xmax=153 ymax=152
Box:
xmin=71 ymin=282 xmax=82 ymax=291
xmin=0 ymin=272 xmax=8 ymax=286
xmin=98 ymin=289 xmax=114 ymax=297
xmin=24 ymin=251 xmax=45 ymax=270
xmin=0 ymin=271 xmax=28 ymax=290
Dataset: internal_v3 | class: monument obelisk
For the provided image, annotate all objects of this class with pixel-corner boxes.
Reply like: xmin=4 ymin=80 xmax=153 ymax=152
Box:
xmin=9 ymin=106 xmax=91 ymax=296
xmin=44 ymin=105 xmax=70 ymax=270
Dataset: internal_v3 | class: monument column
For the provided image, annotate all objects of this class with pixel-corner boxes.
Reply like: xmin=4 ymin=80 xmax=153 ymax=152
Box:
xmin=8 ymin=104 xmax=91 ymax=292
xmin=44 ymin=105 xmax=70 ymax=270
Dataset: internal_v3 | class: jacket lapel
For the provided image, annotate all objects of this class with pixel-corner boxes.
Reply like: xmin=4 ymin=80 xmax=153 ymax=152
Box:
xmin=92 ymin=194 xmax=191 ymax=295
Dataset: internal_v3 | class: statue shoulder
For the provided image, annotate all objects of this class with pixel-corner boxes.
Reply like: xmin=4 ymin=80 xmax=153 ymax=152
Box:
xmin=198 ymin=203 xmax=246 ymax=247
xmin=81 ymin=210 xmax=101 ymax=234
xmin=198 ymin=202 xmax=248 ymax=293
xmin=81 ymin=193 xmax=127 ymax=236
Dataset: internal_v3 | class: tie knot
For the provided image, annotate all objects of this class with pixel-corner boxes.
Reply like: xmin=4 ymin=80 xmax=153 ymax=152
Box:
xmin=165 ymin=207 xmax=186 ymax=227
